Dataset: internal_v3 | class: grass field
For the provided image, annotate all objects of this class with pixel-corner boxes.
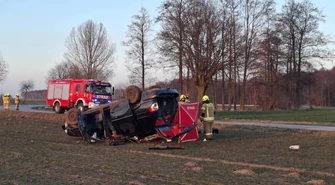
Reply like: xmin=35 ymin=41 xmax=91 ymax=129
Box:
xmin=0 ymin=111 xmax=334 ymax=185
xmin=216 ymin=108 xmax=335 ymax=124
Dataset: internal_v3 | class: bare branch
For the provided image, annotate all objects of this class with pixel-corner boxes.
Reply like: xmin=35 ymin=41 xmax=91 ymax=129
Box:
xmin=0 ymin=51 xmax=8 ymax=83
xmin=123 ymin=7 xmax=154 ymax=89
xmin=64 ymin=20 xmax=116 ymax=81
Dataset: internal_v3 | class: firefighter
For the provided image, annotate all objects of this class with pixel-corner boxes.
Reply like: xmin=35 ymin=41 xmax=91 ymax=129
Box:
xmin=4 ymin=93 xmax=10 ymax=110
xmin=179 ymin=94 xmax=186 ymax=103
xmin=6 ymin=93 xmax=11 ymax=110
xmin=185 ymin=93 xmax=191 ymax=103
xmin=15 ymin=94 xmax=20 ymax=110
xmin=200 ymin=95 xmax=215 ymax=141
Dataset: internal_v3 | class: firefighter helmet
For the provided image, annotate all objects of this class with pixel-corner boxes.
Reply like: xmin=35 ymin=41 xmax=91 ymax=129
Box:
xmin=202 ymin=95 xmax=209 ymax=102
xmin=180 ymin=94 xmax=186 ymax=101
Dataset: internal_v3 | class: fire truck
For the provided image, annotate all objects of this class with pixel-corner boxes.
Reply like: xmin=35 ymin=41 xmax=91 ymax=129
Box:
xmin=46 ymin=79 xmax=114 ymax=114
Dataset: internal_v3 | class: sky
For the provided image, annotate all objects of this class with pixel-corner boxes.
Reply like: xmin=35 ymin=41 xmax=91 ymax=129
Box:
xmin=0 ymin=0 xmax=334 ymax=96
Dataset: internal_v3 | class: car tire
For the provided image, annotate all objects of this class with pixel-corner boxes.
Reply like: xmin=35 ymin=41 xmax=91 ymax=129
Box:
xmin=125 ymin=85 xmax=141 ymax=104
xmin=54 ymin=102 xmax=65 ymax=114
xmin=66 ymin=107 xmax=79 ymax=127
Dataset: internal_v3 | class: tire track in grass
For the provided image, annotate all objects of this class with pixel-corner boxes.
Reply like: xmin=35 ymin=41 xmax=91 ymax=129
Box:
xmin=129 ymin=150 xmax=335 ymax=178
xmin=2 ymin=135 xmax=335 ymax=178
xmin=2 ymin=135 xmax=334 ymax=181
xmin=0 ymin=137 xmax=223 ymax=185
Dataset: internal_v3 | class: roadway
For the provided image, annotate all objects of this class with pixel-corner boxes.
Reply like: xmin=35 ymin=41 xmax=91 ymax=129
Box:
xmin=2 ymin=104 xmax=53 ymax=113
xmin=2 ymin=105 xmax=335 ymax=131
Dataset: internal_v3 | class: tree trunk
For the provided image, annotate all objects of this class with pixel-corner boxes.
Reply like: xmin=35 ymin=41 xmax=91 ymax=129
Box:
xmin=196 ymin=84 xmax=206 ymax=103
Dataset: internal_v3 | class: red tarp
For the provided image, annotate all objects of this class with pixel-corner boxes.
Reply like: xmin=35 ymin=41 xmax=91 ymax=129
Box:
xmin=177 ymin=103 xmax=199 ymax=142
xmin=155 ymin=102 xmax=199 ymax=142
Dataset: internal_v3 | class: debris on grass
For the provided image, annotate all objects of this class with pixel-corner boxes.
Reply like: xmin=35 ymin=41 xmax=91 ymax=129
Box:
xmin=289 ymin=145 xmax=300 ymax=150
xmin=148 ymin=144 xmax=184 ymax=150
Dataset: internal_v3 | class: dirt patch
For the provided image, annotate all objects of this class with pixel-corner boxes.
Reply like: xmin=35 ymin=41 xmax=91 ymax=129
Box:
xmin=184 ymin=161 xmax=202 ymax=172
xmin=233 ymin=169 xmax=257 ymax=176
xmin=185 ymin=161 xmax=196 ymax=167
xmin=191 ymin=166 xmax=202 ymax=172
xmin=287 ymin=172 xmax=301 ymax=178
xmin=308 ymin=179 xmax=326 ymax=185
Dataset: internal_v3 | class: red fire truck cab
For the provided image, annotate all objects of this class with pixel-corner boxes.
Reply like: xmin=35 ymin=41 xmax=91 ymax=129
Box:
xmin=46 ymin=79 xmax=114 ymax=114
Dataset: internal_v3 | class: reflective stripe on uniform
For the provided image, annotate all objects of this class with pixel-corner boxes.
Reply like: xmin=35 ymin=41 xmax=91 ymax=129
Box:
xmin=203 ymin=103 xmax=215 ymax=122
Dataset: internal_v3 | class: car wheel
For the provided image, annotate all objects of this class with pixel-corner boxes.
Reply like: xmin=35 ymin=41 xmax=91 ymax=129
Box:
xmin=125 ymin=85 xmax=141 ymax=104
xmin=54 ymin=102 xmax=65 ymax=114
xmin=66 ymin=108 xmax=79 ymax=127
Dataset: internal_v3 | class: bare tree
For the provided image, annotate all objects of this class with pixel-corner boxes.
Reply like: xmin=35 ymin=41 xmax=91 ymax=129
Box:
xmin=222 ymin=0 xmax=243 ymax=111
xmin=157 ymin=0 xmax=188 ymax=94
xmin=239 ymin=0 xmax=273 ymax=110
xmin=0 ymin=51 xmax=8 ymax=84
xmin=64 ymin=20 xmax=116 ymax=81
xmin=20 ymin=80 xmax=34 ymax=103
xmin=182 ymin=0 xmax=223 ymax=102
xmin=45 ymin=61 xmax=81 ymax=85
xmin=123 ymin=7 xmax=154 ymax=90
xmin=279 ymin=0 xmax=331 ymax=109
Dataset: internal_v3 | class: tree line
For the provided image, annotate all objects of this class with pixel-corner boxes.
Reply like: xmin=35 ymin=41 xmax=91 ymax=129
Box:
xmin=1 ymin=0 xmax=333 ymax=111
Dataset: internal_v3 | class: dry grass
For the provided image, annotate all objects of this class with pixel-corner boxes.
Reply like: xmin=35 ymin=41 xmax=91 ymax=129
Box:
xmin=0 ymin=110 xmax=335 ymax=185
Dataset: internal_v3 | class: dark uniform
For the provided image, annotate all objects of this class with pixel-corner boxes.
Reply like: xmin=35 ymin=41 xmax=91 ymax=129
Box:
xmin=200 ymin=95 xmax=215 ymax=141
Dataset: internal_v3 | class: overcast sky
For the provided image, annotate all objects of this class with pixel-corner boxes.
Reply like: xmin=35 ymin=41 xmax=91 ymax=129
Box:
xmin=0 ymin=0 xmax=334 ymax=96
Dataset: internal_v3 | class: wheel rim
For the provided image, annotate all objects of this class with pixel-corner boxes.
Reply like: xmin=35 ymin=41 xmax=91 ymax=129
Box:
xmin=55 ymin=103 xmax=60 ymax=112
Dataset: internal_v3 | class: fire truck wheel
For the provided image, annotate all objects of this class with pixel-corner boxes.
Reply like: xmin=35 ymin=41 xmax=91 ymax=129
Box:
xmin=66 ymin=108 xmax=79 ymax=126
xmin=125 ymin=85 xmax=141 ymax=104
xmin=54 ymin=102 xmax=65 ymax=114
xmin=77 ymin=102 xmax=85 ymax=112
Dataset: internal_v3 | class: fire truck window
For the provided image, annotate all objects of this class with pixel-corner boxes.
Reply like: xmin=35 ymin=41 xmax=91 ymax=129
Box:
xmin=105 ymin=87 xmax=111 ymax=93
xmin=76 ymin=84 xmax=80 ymax=92
xmin=85 ymin=85 xmax=91 ymax=93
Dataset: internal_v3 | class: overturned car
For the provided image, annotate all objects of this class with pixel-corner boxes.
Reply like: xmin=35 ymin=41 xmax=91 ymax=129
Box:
xmin=62 ymin=85 xmax=197 ymax=144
